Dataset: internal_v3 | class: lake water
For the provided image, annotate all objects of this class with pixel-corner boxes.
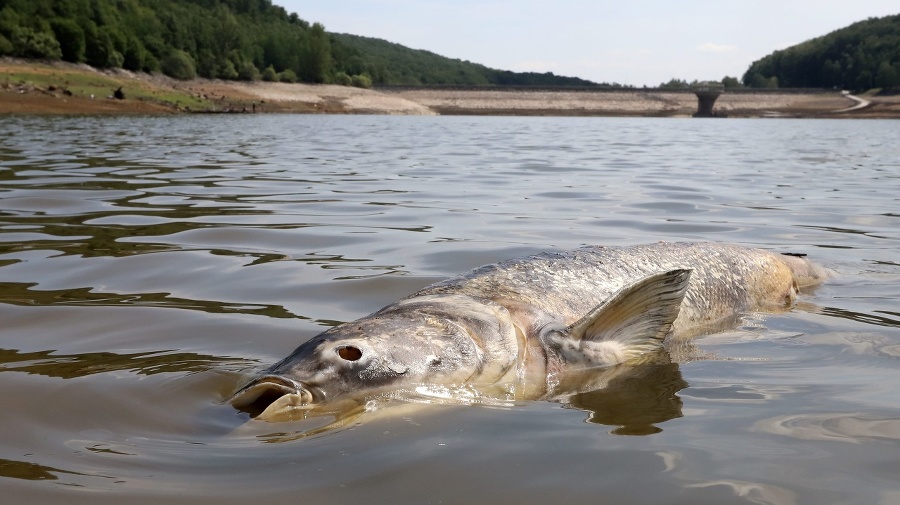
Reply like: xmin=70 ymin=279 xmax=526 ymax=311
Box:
xmin=0 ymin=114 xmax=898 ymax=504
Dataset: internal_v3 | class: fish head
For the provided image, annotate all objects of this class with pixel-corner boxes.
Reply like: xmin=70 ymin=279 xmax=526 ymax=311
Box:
xmin=229 ymin=309 xmax=490 ymax=420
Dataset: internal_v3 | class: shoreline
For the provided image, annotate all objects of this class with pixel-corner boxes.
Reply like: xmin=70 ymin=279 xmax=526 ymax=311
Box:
xmin=3 ymin=59 xmax=899 ymax=118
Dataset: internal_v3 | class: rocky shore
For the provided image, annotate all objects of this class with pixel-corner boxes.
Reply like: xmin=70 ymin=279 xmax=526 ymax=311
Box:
xmin=3 ymin=59 xmax=898 ymax=118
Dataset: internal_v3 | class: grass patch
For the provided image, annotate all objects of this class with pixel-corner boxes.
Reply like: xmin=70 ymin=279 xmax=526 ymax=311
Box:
xmin=1 ymin=64 xmax=212 ymax=111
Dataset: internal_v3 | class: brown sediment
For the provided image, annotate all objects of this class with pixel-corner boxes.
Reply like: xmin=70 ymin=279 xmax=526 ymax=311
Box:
xmin=2 ymin=58 xmax=898 ymax=118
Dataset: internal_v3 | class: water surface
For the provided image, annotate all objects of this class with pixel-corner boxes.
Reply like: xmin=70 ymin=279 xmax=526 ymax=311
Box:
xmin=1 ymin=115 xmax=898 ymax=504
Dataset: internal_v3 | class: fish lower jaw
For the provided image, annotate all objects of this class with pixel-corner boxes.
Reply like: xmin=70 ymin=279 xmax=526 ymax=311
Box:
xmin=256 ymin=392 xmax=315 ymax=421
xmin=229 ymin=375 xmax=319 ymax=419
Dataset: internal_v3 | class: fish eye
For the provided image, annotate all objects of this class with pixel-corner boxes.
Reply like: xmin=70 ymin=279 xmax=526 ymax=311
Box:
xmin=337 ymin=345 xmax=362 ymax=361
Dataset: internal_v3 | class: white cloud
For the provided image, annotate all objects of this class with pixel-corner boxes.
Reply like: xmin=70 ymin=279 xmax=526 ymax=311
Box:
xmin=697 ymin=43 xmax=737 ymax=53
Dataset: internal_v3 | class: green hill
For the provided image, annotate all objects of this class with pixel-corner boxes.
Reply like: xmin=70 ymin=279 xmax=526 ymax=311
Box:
xmin=331 ymin=33 xmax=604 ymax=87
xmin=743 ymin=14 xmax=900 ymax=90
xmin=0 ymin=0 xmax=600 ymax=87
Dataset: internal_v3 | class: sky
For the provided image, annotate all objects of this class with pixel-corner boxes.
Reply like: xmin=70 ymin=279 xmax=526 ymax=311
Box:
xmin=273 ymin=1 xmax=898 ymax=87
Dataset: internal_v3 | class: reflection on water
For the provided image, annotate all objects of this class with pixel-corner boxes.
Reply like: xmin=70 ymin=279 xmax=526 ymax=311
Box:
xmin=0 ymin=458 xmax=86 ymax=481
xmin=0 ymin=281 xmax=298 ymax=318
xmin=1 ymin=115 xmax=899 ymax=504
xmin=568 ymin=362 xmax=687 ymax=435
xmin=820 ymin=305 xmax=900 ymax=328
xmin=683 ymin=480 xmax=799 ymax=505
xmin=753 ymin=412 xmax=900 ymax=443
xmin=0 ymin=347 xmax=248 ymax=378
xmin=235 ymin=359 xmax=689 ymax=441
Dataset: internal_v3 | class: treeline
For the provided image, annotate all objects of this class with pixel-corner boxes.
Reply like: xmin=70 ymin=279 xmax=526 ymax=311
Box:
xmin=331 ymin=34 xmax=609 ymax=87
xmin=0 ymin=0 xmax=602 ymax=87
xmin=657 ymin=77 xmax=742 ymax=90
xmin=0 ymin=0 xmax=335 ymax=83
xmin=743 ymin=14 xmax=900 ymax=90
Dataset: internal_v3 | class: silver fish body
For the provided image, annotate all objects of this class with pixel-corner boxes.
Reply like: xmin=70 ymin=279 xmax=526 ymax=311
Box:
xmin=230 ymin=242 xmax=828 ymax=420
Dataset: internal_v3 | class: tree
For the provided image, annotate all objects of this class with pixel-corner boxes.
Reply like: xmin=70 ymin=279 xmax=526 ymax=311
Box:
xmin=301 ymin=22 xmax=331 ymax=83
xmin=122 ymin=35 xmax=148 ymax=71
xmin=0 ymin=0 xmax=611 ymax=87
xmin=81 ymin=19 xmax=115 ymax=67
xmin=195 ymin=49 xmax=218 ymax=78
xmin=854 ymin=69 xmax=873 ymax=90
xmin=822 ymin=59 xmax=843 ymax=88
xmin=0 ymin=6 xmax=21 ymax=56
xmin=721 ymin=76 xmax=742 ymax=88
xmin=659 ymin=78 xmax=689 ymax=89
xmin=50 ymin=18 xmax=84 ymax=62
xmin=261 ymin=64 xmax=277 ymax=81
xmin=351 ymin=74 xmax=371 ymax=88
xmin=742 ymin=14 xmax=900 ymax=89
xmin=747 ymin=73 xmax=778 ymax=89
xmin=278 ymin=69 xmax=297 ymax=83
xmin=11 ymin=26 xmax=62 ymax=59
xmin=219 ymin=59 xmax=239 ymax=80
xmin=227 ymin=50 xmax=259 ymax=80
xmin=876 ymin=61 xmax=898 ymax=88
xmin=333 ymin=71 xmax=352 ymax=86
xmin=0 ymin=33 xmax=12 ymax=55
xmin=161 ymin=49 xmax=196 ymax=80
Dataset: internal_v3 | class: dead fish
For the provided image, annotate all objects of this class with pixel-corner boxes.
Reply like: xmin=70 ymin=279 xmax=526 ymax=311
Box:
xmin=230 ymin=242 xmax=828 ymax=421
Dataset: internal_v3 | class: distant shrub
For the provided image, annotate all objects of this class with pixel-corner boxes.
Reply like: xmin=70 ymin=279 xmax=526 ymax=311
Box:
xmin=219 ymin=60 xmax=239 ymax=80
xmin=11 ymin=27 xmax=62 ymax=60
xmin=143 ymin=52 xmax=160 ymax=73
xmin=721 ymin=76 xmax=743 ymax=89
xmin=261 ymin=65 xmax=277 ymax=82
xmin=350 ymin=74 xmax=371 ymax=89
xmin=278 ymin=69 xmax=297 ymax=83
xmin=161 ymin=49 xmax=196 ymax=80
xmin=333 ymin=71 xmax=352 ymax=86
xmin=0 ymin=8 xmax=61 ymax=59
xmin=108 ymin=49 xmax=124 ymax=68
xmin=236 ymin=59 xmax=259 ymax=81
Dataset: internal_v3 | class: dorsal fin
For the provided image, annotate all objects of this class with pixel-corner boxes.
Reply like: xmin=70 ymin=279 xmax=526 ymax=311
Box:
xmin=544 ymin=269 xmax=692 ymax=366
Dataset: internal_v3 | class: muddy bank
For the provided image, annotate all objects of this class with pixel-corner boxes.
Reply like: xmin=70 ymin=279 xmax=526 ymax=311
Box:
xmin=2 ymin=59 xmax=898 ymax=118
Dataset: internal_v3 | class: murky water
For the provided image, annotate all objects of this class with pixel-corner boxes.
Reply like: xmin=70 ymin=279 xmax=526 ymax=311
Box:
xmin=1 ymin=114 xmax=898 ymax=504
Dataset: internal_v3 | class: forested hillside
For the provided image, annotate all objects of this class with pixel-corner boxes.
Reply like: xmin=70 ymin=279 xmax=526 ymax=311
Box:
xmin=0 ymin=0 xmax=330 ymax=82
xmin=332 ymin=34 xmax=603 ymax=87
xmin=0 ymin=0 xmax=599 ymax=87
xmin=743 ymin=14 xmax=899 ymax=89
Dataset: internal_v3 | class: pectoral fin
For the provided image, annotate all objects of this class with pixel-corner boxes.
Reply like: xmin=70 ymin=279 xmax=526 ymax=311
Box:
xmin=544 ymin=269 xmax=692 ymax=366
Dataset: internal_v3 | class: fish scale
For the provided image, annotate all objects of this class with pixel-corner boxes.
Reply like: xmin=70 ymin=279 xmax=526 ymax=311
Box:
xmin=413 ymin=242 xmax=810 ymax=336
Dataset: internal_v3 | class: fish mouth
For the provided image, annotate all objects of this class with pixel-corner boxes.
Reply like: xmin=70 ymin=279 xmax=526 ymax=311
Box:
xmin=229 ymin=375 xmax=322 ymax=420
